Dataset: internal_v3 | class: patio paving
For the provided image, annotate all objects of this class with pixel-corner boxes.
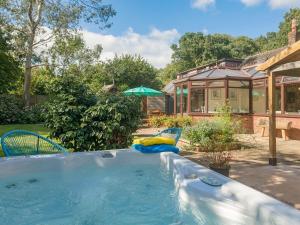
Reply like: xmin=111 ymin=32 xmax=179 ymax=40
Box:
xmin=135 ymin=128 xmax=300 ymax=210
xmin=181 ymin=134 xmax=300 ymax=210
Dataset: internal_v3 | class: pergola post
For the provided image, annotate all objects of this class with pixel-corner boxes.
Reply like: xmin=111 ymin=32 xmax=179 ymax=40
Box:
xmin=180 ymin=84 xmax=183 ymax=115
xmin=268 ymin=71 xmax=277 ymax=166
xmin=174 ymin=86 xmax=177 ymax=114
xmin=187 ymin=81 xmax=192 ymax=113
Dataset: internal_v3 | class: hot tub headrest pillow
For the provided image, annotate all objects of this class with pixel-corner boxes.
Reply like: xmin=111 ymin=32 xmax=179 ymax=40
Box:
xmin=133 ymin=136 xmax=176 ymax=146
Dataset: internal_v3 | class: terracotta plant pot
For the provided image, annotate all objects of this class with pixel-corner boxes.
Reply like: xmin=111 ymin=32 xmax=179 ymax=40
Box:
xmin=209 ymin=165 xmax=230 ymax=177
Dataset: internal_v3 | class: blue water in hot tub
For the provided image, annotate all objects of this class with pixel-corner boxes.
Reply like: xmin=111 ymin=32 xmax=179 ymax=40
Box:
xmin=0 ymin=160 xmax=215 ymax=225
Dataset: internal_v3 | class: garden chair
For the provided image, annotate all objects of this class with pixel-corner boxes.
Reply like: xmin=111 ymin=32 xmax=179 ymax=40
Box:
xmin=1 ymin=130 xmax=67 ymax=157
xmin=155 ymin=127 xmax=182 ymax=145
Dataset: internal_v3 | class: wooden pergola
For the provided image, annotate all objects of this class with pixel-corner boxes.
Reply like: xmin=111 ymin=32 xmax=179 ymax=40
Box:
xmin=257 ymin=41 xmax=300 ymax=166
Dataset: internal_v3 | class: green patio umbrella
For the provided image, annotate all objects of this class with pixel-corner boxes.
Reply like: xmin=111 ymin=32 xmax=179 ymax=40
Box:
xmin=124 ymin=86 xmax=163 ymax=97
xmin=176 ymin=88 xmax=188 ymax=95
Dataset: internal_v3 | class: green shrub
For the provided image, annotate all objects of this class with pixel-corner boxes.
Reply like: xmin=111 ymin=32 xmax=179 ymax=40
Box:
xmin=176 ymin=116 xmax=193 ymax=127
xmin=78 ymin=95 xmax=141 ymax=150
xmin=44 ymin=76 xmax=96 ymax=150
xmin=184 ymin=102 xmax=241 ymax=168
xmin=148 ymin=115 xmax=192 ymax=128
xmin=184 ymin=103 xmax=241 ymax=149
xmin=149 ymin=116 xmax=166 ymax=128
xmin=0 ymin=94 xmax=24 ymax=124
xmin=21 ymin=105 xmax=45 ymax=124
xmin=184 ymin=120 xmax=233 ymax=149
xmin=44 ymin=75 xmax=142 ymax=151
xmin=164 ymin=116 xmax=178 ymax=128
xmin=0 ymin=94 xmax=46 ymax=125
xmin=184 ymin=119 xmax=234 ymax=168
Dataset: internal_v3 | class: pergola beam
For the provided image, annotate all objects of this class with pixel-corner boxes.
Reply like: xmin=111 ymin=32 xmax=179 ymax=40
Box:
xmin=272 ymin=61 xmax=300 ymax=74
xmin=257 ymin=41 xmax=300 ymax=71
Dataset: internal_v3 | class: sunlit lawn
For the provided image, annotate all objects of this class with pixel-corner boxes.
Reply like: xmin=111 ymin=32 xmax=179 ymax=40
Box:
xmin=0 ymin=124 xmax=51 ymax=157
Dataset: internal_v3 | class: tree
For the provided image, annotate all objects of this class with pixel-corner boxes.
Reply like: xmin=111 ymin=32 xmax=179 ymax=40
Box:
xmin=170 ymin=32 xmax=260 ymax=72
xmin=255 ymin=8 xmax=300 ymax=51
xmin=80 ymin=63 xmax=107 ymax=94
xmin=230 ymin=36 xmax=259 ymax=59
xmin=104 ymin=55 xmax=161 ymax=91
xmin=31 ymin=67 xmax=54 ymax=95
xmin=48 ymin=34 xmax=102 ymax=75
xmin=171 ymin=32 xmax=206 ymax=70
xmin=0 ymin=29 xmax=21 ymax=94
xmin=202 ymin=34 xmax=233 ymax=64
xmin=0 ymin=0 xmax=116 ymax=106
xmin=158 ymin=63 xmax=184 ymax=84
xmin=255 ymin=32 xmax=280 ymax=52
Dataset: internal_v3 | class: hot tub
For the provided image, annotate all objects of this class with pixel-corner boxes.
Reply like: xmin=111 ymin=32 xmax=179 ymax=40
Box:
xmin=0 ymin=150 xmax=299 ymax=225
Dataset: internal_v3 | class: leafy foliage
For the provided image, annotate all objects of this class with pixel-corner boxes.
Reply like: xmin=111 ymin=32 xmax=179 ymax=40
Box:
xmin=157 ymin=63 xmax=184 ymax=84
xmin=0 ymin=29 xmax=21 ymax=94
xmin=44 ymin=75 xmax=141 ymax=151
xmin=31 ymin=68 xmax=55 ymax=95
xmin=48 ymin=35 xmax=102 ymax=75
xmin=170 ymin=33 xmax=259 ymax=72
xmin=0 ymin=0 xmax=116 ymax=105
xmin=256 ymin=8 xmax=300 ymax=51
xmin=44 ymin=76 xmax=96 ymax=150
xmin=184 ymin=102 xmax=241 ymax=168
xmin=0 ymin=95 xmax=24 ymax=124
xmin=149 ymin=116 xmax=192 ymax=128
xmin=104 ymin=55 xmax=162 ymax=91
xmin=149 ymin=116 xmax=167 ymax=128
xmin=78 ymin=95 xmax=141 ymax=151
xmin=0 ymin=94 xmax=44 ymax=124
xmin=21 ymin=105 xmax=45 ymax=124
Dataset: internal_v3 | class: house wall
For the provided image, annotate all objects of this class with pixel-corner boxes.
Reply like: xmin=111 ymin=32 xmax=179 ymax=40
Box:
xmin=253 ymin=115 xmax=300 ymax=140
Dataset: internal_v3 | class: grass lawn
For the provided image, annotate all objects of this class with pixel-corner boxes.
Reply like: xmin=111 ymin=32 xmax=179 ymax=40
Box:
xmin=0 ymin=124 xmax=51 ymax=157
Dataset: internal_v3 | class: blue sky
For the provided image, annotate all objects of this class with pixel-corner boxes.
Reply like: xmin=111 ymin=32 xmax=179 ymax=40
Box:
xmin=81 ymin=0 xmax=300 ymax=68
xmin=99 ymin=0 xmax=284 ymax=38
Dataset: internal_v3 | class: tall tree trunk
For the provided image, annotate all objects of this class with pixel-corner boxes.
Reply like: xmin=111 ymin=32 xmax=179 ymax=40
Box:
xmin=24 ymin=34 xmax=34 ymax=107
xmin=24 ymin=0 xmax=43 ymax=107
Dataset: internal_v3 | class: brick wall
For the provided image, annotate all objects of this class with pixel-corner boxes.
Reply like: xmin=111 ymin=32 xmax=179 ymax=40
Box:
xmin=189 ymin=114 xmax=300 ymax=140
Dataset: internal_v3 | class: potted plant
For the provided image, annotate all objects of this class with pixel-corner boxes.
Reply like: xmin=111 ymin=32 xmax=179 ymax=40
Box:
xmin=184 ymin=102 xmax=240 ymax=177
xmin=206 ymin=144 xmax=232 ymax=177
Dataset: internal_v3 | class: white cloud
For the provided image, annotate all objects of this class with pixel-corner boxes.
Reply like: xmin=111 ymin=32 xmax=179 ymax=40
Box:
xmin=81 ymin=27 xmax=180 ymax=68
xmin=268 ymin=0 xmax=300 ymax=9
xmin=240 ymin=0 xmax=300 ymax=8
xmin=240 ymin=0 xmax=262 ymax=6
xmin=192 ymin=0 xmax=215 ymax=11
xmin=202 ymin=28 xmax=209 ymax=34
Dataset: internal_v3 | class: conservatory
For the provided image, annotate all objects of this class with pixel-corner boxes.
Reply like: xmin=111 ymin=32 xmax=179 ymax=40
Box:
xmin=166 ymin=55 xmax=300 ymax=141
xmin=164 ymin=21 xmax=300 ymax=144
xmin=173 ymin=59 xmax=300 ymax=116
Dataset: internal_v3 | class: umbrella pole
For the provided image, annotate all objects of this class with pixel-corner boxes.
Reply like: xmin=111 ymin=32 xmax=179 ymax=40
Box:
xmin=141 ymin=97 xmax=147 ymax=115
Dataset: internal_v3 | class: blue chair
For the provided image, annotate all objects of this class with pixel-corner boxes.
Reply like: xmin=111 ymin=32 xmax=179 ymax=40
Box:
xmin=1 ymin=130 xmax=67 ymax=157
xmin=155 ymin=127 xmax=182 ymax=145
xmin=132 ymin=127 xmax=182 ymax=153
